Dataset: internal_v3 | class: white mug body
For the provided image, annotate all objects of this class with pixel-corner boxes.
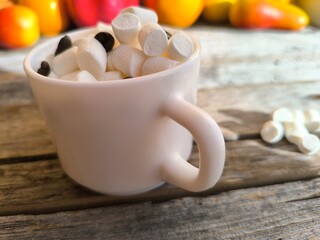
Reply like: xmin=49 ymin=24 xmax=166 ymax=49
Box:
xmin=24 ymin=27 xmax=225 ymax=195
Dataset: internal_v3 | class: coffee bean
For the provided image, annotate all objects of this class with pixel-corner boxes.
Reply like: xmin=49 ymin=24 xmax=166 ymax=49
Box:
xmin=37 ymin=61 xmax=51 ymax=76
xmin=55 ymin=35 xmax=72 ymax=56
xmin=41 ymin=61 xmax=50 ymax=70
xmin=94 ymin=32 xmax=115 ymax=52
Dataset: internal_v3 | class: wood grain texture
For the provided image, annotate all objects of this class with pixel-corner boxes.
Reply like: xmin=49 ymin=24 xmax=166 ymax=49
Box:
xmin=0 ymin=76 xmax=52 ymax=159
xmin=0 ymin=77 xmax=33 ymax=105
xmin=0 ymin=104 xmax=55 ymax=159
xmin=187 ymin=25 xmax=320 ymax=87
xmin=1 ymin=177 xmax=319 ymax=239
xmin=0 ymin=139 xmax=319 ymax=216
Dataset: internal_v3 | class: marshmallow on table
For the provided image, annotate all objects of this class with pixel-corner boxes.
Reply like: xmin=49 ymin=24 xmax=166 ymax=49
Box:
xmin=142 ymin=56 xmax=178 ymax=76
xmin=77 ymin=38 xmax=107 ymax=79
xmin=138 ymin=23 xmax=168 ymax=57
xmin=260 ymin=120 xmax=285 ymax=144
xmin=111 ymin=13 xmax=141 ymax=45
xmin=60 ymin=70 xmax=97 ymax=82
xmin=304 ymin=109 xmax=320 ymax=133
xmin=111 ymin=44 xmax=146 ymax=77
xmin=284 ymin=122 xmax=320 ymax=155
xmin=120 ymin=6 xmax=158 ymax=26
xmin=292 ymin=109 xmax=305 ymax=123
xmin=272 ymin=107 xmax=295 ymax=122
xmin=52 ymin=46 xmax=79 ymax=76
xmin=99 ymin=71 xmax=124 ymax=81
xmin=167 ymin=32 xmax=194 ymax=62
xmin=284 ymin=122 xmax=308 ymax=144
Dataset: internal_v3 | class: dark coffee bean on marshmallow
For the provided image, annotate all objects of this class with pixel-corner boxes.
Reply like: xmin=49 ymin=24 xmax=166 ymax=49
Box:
xmin=55 ymin=35 xmax=72 ymax=56
xmin=94 ymin=32 xmax=115 ymax=52
xmin=37 ymin=61 xmax=51 ymax=76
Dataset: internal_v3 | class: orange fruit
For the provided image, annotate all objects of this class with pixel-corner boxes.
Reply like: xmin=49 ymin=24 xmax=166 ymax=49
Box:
xmin=0 ymin=0 xmax=13 ymax=9
xmin=19 ymin=0 xmax=69 ymax=36
xmin=144 ymin=0 xmax=204 ymax=28
xmin=0 ymin=4 xmax=40 ymax=48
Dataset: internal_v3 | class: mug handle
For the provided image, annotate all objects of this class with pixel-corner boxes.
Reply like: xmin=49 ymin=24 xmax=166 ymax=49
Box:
xmin=160 ymin=95 xmax=225 ymax=192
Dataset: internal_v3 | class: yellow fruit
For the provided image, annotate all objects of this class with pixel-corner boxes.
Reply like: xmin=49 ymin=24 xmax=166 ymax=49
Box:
xmin=144 ymin=0 xmax=204 ymax=28
xmin=296 ymin=0 xmax=320 ymax=27
xmin=0 ymin=4 xmax=40 ymax=48
xmin=19 ymin=0 xmax=69 ymax=36
xmin=202 ymin=0 xmax=235 ymax=23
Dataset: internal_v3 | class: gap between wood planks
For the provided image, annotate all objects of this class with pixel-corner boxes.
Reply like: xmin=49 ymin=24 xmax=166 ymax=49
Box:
xmin=0 ymin=153 xmax=57 ymax=166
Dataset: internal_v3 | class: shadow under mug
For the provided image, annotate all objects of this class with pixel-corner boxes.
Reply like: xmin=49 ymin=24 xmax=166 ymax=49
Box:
xmin=24 ymin=27 xmax=225 ymax=195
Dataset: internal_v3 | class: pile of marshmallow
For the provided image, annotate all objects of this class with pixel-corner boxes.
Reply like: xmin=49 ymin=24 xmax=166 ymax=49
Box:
xmin=37 ymin=7 xmax=194 ymax=82
xmin=260 ymin=108 xmax=320 ymax=155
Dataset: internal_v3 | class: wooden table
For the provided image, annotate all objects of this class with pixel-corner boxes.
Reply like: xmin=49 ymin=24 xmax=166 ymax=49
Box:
xmin=1 ymin=26 xmax=320 ymax=239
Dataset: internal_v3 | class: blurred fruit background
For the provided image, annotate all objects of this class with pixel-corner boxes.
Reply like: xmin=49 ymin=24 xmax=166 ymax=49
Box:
xmin=0 ymin=0 xmax=318 ymax=49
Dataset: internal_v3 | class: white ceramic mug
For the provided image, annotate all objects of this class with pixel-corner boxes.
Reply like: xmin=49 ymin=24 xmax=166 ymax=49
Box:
xmin=24 ymin=27 xmax=225 ymax=195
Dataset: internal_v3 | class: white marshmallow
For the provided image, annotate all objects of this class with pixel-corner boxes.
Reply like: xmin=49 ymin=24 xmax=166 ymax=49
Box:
xmin=120 ymin=6 xmax=158 ymax=26
xmin=284 ymin=122 xmax=308 ymax=144
xmin=305 ymin=109 xmax=320 ymax=122
xmin=284 ymin=122 xmax=320 ymax=155
xmin=260 ymin=120 xmax=284 ymax=144
xmin=112 ymin=45 xmax=146 ymax=77
xmin=60 ymin=70 xmax=97 ymax=82
xmin=111 ymin=13 xmax=141 ymax=45
xmin=106 ymin=51 xmax=115 ymax=71
xmin=142 ymin=56 xmax=178 ymax=76
xmin=272 ymin=107 xmax=294 ymax=122
xmin=167 ymin=32 xmax=194 ymax=62
xmin=77 ymin=38 xmax=107 ymax=79
xmin=99 ymin=71 xmax=124 ymax=81
xmin=48 ymin=71 xmax=59 ymax=79
xmin=292 ymin=109 xmax=305 ymax=123
xmin=52 ymin=46 xmax=79 ymax=76
xmin=304 ymin=109 xmax=320 ymax=133
xmin=138 ymin=23 xmax=168 ymax=57
xmin=298 ymin=134 xmax=320 ymax=155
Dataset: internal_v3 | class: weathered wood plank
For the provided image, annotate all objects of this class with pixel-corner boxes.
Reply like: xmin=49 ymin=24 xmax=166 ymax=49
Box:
xmin=1 ymin=79 xmax=320 ymax=159
xmin=188 ymin=25 xmax=320 ymax=87
xmin=0 ymin=139 xmax=319 ymax=216
xmin=0 ymin=104 xmax=55 ymax=159
xmin=0 ymin=78 xmax=33 ymax=105
xmin=1 ymin=177 xmax=320 ymax=239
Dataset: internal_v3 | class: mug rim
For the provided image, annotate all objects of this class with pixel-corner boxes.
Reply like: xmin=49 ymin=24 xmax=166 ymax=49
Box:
xmin=23 ymin=26 xmax=201 ymax=87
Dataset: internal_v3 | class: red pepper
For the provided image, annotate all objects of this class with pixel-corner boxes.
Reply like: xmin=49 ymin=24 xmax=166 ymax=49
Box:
xmin=66 ymin=0 xmax=139 ymax=27
xmin=229 ymin=0 xmax=309 ymax=30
